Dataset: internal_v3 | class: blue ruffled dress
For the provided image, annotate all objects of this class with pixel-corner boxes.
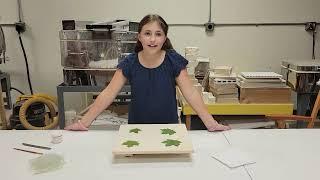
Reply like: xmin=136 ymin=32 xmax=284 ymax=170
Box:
xmin=117 ymin=49 xmax=188 ymax=124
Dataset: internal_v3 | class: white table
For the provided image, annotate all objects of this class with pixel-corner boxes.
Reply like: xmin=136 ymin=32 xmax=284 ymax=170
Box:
xmin=0 ymin=130 xmax=249 ymax=180
xmin=1 ymin=129 xmax=319 ymax=180
xmin=224 ymin=129 xmax=320 ymax=180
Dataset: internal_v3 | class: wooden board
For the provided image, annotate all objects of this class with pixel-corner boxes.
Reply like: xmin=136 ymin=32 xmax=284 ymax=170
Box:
xmin=239 ymin=87 xmax=291 ymax=104
xmin=112 ymin=124 xmax=193 ymax=155
xmin=240 ymin=72 xmax=282 ymax=79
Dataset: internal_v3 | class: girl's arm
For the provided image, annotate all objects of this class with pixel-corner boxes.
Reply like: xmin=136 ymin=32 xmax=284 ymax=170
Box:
xmin=65 ymin=69 xmax=127 ymax=130
xmin=176 ymin=69 xmax=230 ymax=131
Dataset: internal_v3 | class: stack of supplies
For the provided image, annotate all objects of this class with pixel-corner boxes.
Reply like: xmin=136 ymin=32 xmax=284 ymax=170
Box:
xmin=185 ymin=47 xmax=200 ymax=75
xmin=202 ymin=92 xmax=216 ymax=104
xmin=185 ymin=47 xmax=211 ymax=80
xmin=195 ymin=57 xmax=210 ymax=79
xmin=238 ymin=72 xmax=291 ymax=103
xmin=237 ymin=72 xmax=286 ymax=88
xmin=209 ymin=66 xmax=239 ymax=103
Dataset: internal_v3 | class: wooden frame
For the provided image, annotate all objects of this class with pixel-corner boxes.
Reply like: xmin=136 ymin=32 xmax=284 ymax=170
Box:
xmin=266 ymin=91 xmax=320 ymax=128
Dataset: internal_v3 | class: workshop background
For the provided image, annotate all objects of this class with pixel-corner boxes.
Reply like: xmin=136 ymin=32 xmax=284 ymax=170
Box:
xmin=1 ymin=0 xmax=320 ymax=109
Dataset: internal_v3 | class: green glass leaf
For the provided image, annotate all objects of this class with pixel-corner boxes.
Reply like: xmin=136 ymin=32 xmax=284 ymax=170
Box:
xmin=29 ymin=153 xmax=65 ymax=174
xmin=162 ymin=139 xmax=182 ymax=147
xmin=129 ymin=128 xmax=142 ymax=134
xmin=160 ymin=128 xmax=176 ymax=135
xmin=122 ymin=140 xmax=139 ymax=147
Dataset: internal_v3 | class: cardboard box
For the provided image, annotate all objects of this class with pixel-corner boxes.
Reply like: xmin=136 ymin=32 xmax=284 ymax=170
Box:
xmin=239 ymin=87 xmax=291 ymax=104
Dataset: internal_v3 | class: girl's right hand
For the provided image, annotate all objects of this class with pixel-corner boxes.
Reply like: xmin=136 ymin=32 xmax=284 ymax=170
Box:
xmin=206 ymin=123 xmax=231 ymax=132
xmin=205 ymin=120 xmax=231 ymax=132
xmin=64 ymin=120 xmax=89 ymax=131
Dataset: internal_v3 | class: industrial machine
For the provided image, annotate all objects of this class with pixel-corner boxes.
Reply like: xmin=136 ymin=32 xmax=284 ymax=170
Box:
xmin=281 ymin=60 xmax=320 ymax=93
xmin=57 ymin=20 xmax=136 ymax=128
xmin=0 ymin=25 xmax=10 ymax=129
xmin=1 ymin=24 xmax=58 ymax=130
xmin=9 ymin=94 xmax=58 ymax=130
xmin=281 ymin=59 xmax=320 ymax=127
xmin=60 ymin=20 xmax=138 ymax=86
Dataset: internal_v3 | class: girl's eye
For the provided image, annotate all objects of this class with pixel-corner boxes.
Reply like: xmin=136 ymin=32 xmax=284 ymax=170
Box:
xmin=144 ymin=32 xmax=151 ymax=36
xmin=156 ymin=33 xmax=163 ymax=36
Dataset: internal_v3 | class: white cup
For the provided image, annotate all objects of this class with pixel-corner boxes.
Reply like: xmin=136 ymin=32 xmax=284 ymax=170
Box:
xmin=50 ymin=131 xmax=63 ymax=144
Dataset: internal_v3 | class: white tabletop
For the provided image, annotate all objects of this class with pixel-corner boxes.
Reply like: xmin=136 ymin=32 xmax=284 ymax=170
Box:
xmin=0 ymin=130 xmax=249 ymax=180
xmin=1 ymin=129 xmax=319 ymax=180
xmin=224 ymin=129 xmax=320 ymax=180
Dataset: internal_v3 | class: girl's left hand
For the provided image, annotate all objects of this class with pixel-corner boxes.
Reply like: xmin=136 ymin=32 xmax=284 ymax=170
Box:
xmin=64 ymin=120 xmax=89 ymax=131
xmin=205 ymin=121 xmax=231 ymax=131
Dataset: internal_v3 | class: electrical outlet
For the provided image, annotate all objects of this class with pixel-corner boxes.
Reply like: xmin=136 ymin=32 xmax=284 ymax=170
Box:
xmin=305 ymin=22 xmax=317 ymax=32
xmin=205 ymin=22 xmax=215 ymax=32
xmin=15 ymin=21 xmax=26 ymax=33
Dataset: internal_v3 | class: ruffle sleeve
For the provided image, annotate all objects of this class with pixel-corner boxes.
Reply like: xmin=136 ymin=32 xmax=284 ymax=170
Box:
xmin=117 ymin=53 xmax=135 ymax=80
xmin=167 ymin=50 xmax=188 ymax=77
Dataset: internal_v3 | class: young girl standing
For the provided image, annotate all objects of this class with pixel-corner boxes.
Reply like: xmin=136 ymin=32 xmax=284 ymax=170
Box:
xmin=65 ymin=14 xmax=230 ymax=131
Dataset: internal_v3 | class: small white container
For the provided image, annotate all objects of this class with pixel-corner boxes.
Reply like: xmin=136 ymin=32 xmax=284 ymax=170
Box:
xmin=50 ymin=131 xmax=63 ymax=144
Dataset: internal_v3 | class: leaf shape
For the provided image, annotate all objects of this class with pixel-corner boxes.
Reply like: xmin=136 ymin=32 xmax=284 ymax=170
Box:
xmin=162 ymin=139 xmax=182 ymax=147
xmin=160 ymin=128 xmax=176 ymax=135
xmin=129 ymin=128 xmax=141 ymax=134
xmin=122 ymin=140 xmax=139 ymax=147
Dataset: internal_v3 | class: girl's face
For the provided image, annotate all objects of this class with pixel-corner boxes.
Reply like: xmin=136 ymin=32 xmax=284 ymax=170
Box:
xmin=138 ymin=21 xmax=166 ymax=53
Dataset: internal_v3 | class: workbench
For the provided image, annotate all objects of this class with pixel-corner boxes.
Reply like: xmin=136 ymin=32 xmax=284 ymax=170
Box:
xmin=181 ymin=101 xmax=293 ymax=130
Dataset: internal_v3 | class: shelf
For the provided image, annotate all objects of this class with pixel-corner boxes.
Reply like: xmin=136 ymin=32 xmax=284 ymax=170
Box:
xmin=182 ymin=102 xmax=293 ymax=115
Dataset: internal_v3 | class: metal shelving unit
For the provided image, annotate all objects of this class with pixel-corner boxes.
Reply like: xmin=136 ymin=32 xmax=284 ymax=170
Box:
xmin=57 ymin=83 xmax=131 ymax=129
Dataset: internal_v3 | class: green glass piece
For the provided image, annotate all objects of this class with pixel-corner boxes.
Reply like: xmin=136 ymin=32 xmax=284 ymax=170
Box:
xmin=160 ymin=128 xmax=176 ymax=135
xmin=162 ymin=139 xmax=182 ymax=147
xmin=129 ymin=128 xmax=142 ymax=134
xmin=29 ymin=153 xmax=65 ymax=174
xmin=122 ymin=140 xmax=140 ymax=147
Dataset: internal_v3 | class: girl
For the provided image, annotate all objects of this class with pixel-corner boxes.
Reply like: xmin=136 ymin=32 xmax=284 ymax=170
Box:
xmin=65 ymin=14 xmax=230 ymax=131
